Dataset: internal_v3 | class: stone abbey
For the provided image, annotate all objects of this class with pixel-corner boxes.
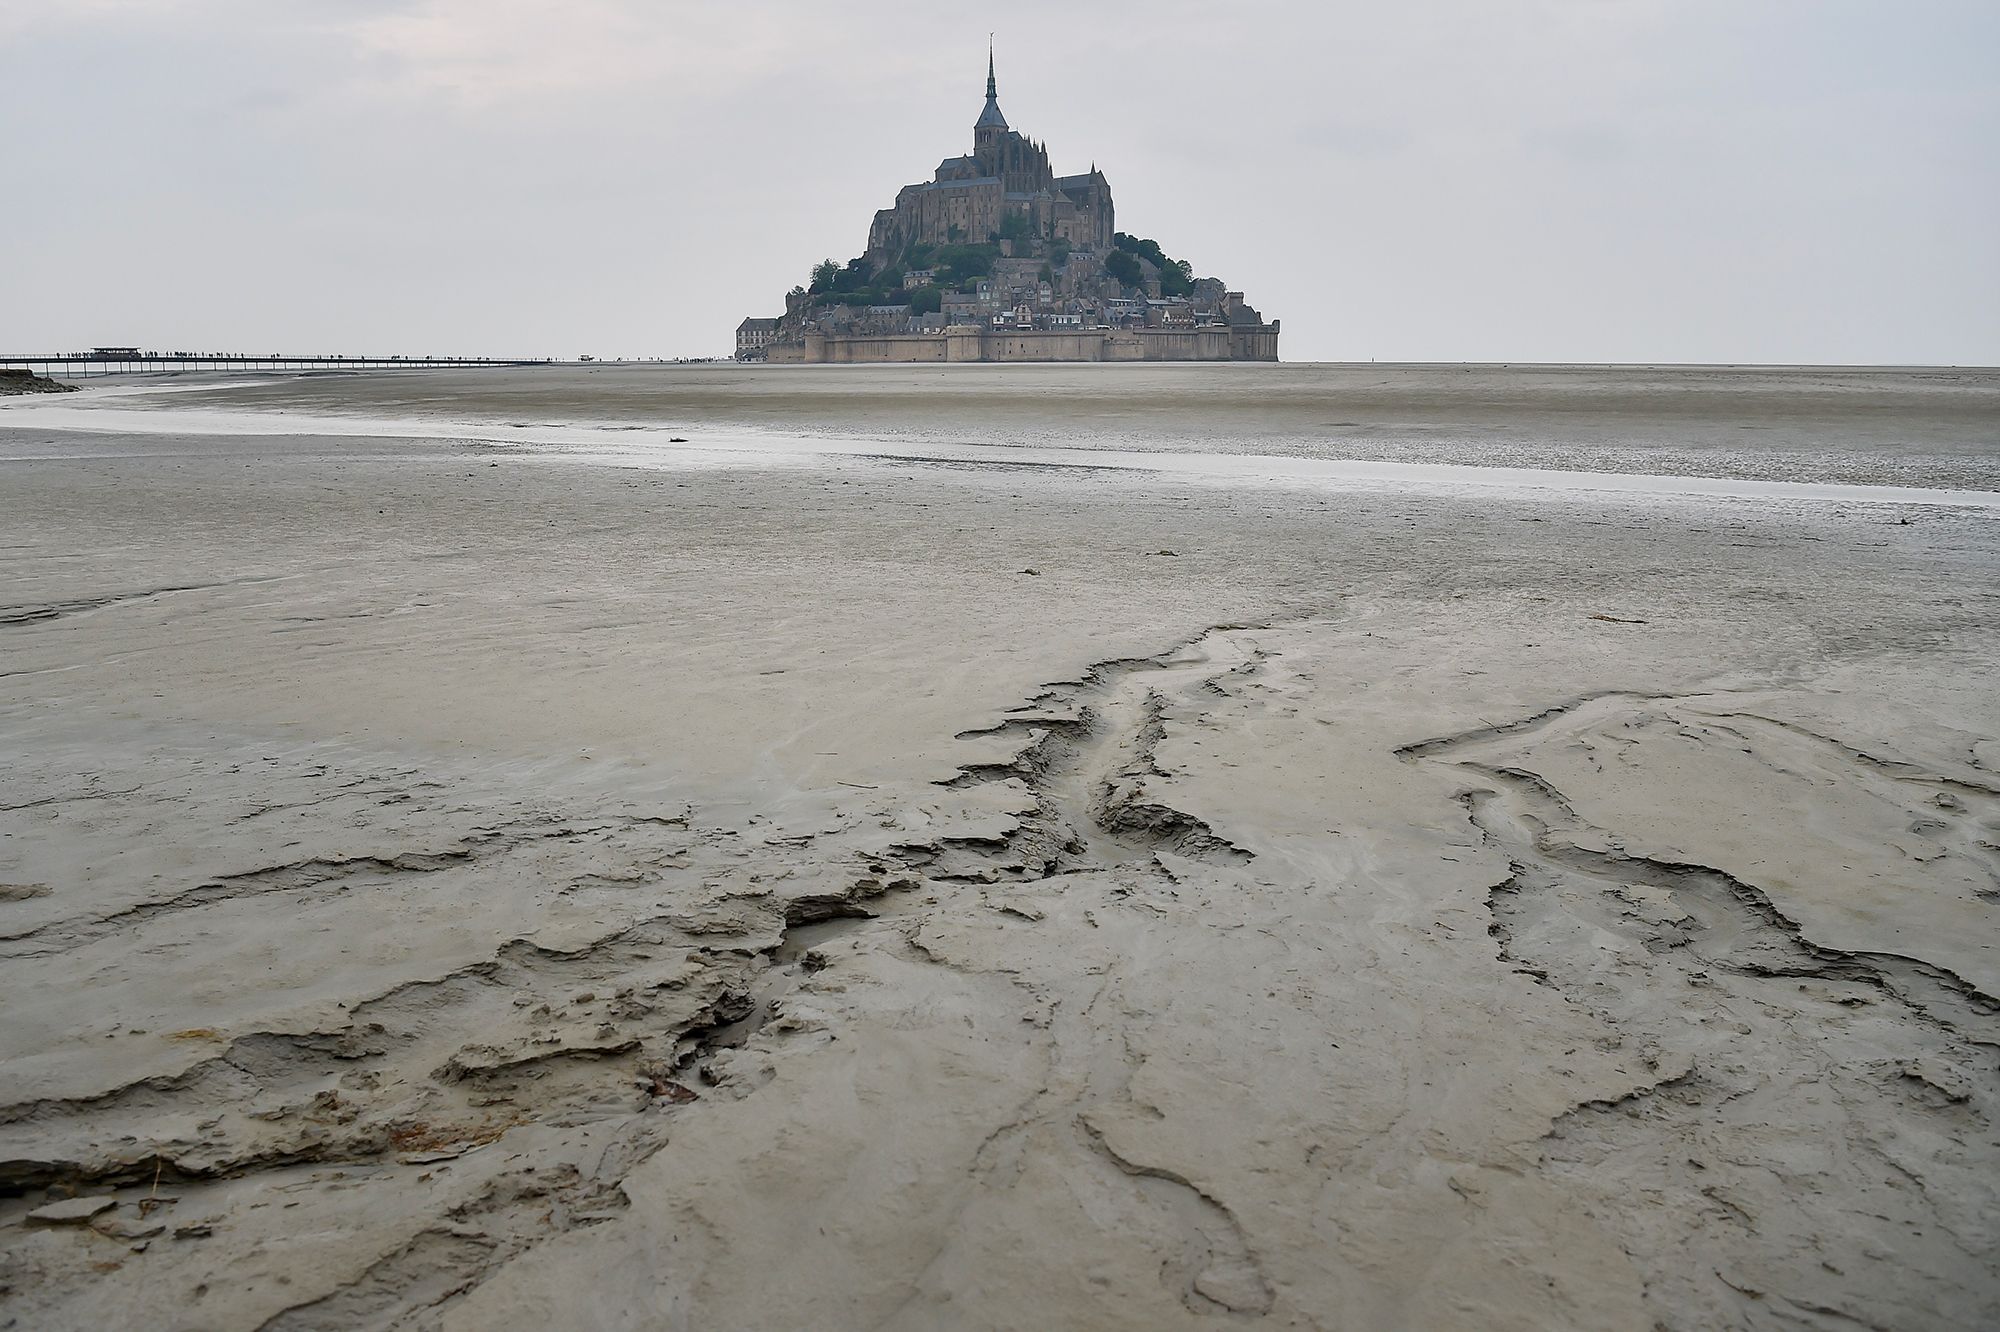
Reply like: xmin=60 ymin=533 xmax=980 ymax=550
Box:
xmin=864 ymin=58 xmax=1115 ymax=266
xmin=737 ymin=52 xmax=1278 ymax=364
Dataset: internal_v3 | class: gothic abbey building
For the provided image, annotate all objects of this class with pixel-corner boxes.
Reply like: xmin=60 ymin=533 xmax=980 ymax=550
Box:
xmin=865 ymin=60 xmax=1115 ymax=266
xmin=738 ymin=55 xmax=1278 ymax=364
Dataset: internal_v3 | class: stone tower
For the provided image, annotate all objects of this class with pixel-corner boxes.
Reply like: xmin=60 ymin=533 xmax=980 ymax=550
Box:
xmin=971 ymin=50 xmax=1056 ymax=201
xmin=863 ymin=47 xmax=1116 ymax=262
xmin=973 ymin=46 xmax=1008 ymax=162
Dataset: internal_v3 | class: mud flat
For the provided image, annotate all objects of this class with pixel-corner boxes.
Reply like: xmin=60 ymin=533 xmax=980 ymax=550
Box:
xmin=1 ymin=367 xmax=1997 ymax=1329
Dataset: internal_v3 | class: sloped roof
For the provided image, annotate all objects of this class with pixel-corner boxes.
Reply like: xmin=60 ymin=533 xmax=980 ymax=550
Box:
xmin=976 ymin=50 xmax=1008 ymax=130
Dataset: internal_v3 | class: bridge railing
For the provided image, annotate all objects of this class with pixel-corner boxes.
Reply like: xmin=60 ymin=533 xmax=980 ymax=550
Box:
xmin=0 ymin=354 xmax=555 ymax=378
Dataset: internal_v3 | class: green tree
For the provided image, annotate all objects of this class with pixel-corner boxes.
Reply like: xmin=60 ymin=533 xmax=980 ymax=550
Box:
xmin=1112 ymin=234 xmax=1195 ymax=296
xmin=909 ymin=284 xmax=943 ymax=315
xmin=933 ymin=242 xmax=999 ymax=285
xmin=836 ymin=257 xmax=875 ymax=293
xmin=809 ymin=259 xmax=841 ymax=293
xmin=1104 ymin=249 xmax=1143 ymax=288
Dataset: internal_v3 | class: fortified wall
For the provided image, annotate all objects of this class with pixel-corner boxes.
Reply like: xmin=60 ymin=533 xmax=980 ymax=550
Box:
xmin=771 ymin=325 xmax=1280 ymax=364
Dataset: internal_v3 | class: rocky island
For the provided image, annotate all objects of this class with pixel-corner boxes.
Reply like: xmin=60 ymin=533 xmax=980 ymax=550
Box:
xmin=0 ymin=369 xmax=77 ymax=396
xmin=737 ymin=52 xmax=1280 ymax=363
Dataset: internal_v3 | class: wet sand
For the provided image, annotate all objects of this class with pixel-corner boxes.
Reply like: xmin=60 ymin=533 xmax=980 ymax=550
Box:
xmin=2 ymin=366 xmax=1997 ymax=1329
xmin=97 ymin=361 xmax=2000 ymax=488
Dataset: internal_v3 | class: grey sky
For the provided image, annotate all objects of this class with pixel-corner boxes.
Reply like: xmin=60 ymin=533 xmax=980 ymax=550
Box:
xmin=3 ymin=0 xmax=1995 ymax=364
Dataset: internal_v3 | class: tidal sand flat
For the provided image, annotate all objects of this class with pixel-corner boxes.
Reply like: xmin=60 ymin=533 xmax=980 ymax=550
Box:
xmin=2 ymin=365 xmax=1997 ymax=1330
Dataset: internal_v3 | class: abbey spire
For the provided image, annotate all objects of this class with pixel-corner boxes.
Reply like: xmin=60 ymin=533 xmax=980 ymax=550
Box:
xmin=975 ymin=44 xmax=1008 ymax=131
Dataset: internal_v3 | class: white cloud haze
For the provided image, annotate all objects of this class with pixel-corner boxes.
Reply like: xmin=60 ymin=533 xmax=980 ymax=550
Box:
xmin=2 ymin=0 xmax=1995 ymax=362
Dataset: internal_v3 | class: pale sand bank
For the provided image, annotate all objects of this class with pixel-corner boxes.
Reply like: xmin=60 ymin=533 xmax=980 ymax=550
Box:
xmin=1 ymin=367 xmax=1996 ymax=1329
xmin=15 ymin=360 xmax=2000 ymax=486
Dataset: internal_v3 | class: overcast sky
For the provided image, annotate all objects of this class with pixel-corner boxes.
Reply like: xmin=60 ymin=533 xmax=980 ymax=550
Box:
xmin=3 ymin=1 xmax=1996 ymax=363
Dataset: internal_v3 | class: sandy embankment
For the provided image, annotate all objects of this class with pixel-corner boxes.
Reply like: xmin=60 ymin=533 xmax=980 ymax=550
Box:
xmin=1 ymin=372 xmax=1997 ymax=1330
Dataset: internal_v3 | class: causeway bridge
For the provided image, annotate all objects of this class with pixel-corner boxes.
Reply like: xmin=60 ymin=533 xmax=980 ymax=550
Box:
xmin=0 ymin=350 xmax=554 ymax=378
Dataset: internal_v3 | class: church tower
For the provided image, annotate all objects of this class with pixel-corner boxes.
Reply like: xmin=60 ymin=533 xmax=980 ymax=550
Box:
xmin=973 ymin=45 xmax=1008 ymax=169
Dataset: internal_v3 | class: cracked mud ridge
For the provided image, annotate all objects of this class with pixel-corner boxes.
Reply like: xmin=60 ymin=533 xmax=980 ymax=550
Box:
xmin=9 ymin=614 xmax=1997 ymax=1329
xmin=1406 ymin=694 xmax=1999 ymax=1329
xmin=0 ymin=625 xmax=1293 ymax=1327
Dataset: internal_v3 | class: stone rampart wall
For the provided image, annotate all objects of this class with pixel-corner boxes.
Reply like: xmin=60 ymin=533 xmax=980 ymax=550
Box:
xmin=785 ymin=326 xmax=1278 ymax=364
